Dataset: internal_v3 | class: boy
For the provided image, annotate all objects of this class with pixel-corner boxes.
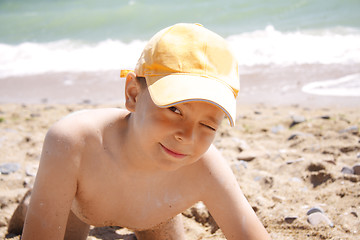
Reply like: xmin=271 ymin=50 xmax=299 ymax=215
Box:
xmin=22 ymin=23 xmax=271 ymax=239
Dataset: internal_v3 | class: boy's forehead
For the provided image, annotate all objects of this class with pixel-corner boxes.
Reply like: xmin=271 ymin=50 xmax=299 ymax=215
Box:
xmin=171 ymin=101 xmax=225 ymax=119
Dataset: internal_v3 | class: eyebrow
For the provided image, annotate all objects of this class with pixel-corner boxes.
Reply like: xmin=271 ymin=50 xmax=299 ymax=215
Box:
xmin=208 ymin=115 xmax=224 ymax=126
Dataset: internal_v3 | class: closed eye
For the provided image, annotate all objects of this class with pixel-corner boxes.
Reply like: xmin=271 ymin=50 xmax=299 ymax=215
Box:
xmin=201 ymin=123 xmax=216 ymax=131
xmin=168 ymin=106 xmax=181 ymax=115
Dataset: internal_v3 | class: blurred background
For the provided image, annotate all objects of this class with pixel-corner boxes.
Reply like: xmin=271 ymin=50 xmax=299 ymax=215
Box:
xmin=0 ymin=0 xmax=359 ymax=103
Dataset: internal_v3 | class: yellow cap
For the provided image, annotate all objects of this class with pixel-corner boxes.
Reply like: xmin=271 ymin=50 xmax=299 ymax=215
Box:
xmin=133 ymin=23 xmax=240 ymax=126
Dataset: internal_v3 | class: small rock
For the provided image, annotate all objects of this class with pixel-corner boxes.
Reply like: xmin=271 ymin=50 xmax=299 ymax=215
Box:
xmin=232 ymin=137 xmax=249 ymax=151
xmin=341 ymin=166 xmax=354 ymax=174
xmin=307 ymin=163 xmax=326 ymax=172
xmin=307 ymin=207 xmax=324 ymax=215
xmin=237 ymin=151 xmax=256 ymax=162
xmin=350 ymin=211 xmax=358 ymax=218
xmin=236 ymin=160 xmax=248 ymax=169
xmin=340 ymin=146 xmax=360 ymax=153
xmin=287 ymin=133 xmax=298 ymax=140
xmin=0 ymin=162 xmax=21 ymax=175
xmin=307 ymin=212 xmax=334 ymax=227
xmin=324 ymin=159 xmax=336 ymax=165
xmin=292 ymin=115 xmax=306 ymax=122
xmin=23 ymin=177 xmax=35 ymax=188
xmin=284 ymin=216 xmax=298 ymax=224
xmin=339 ymin=125 xmax=359 ymax=134
xmin=310 ymin=171 xmax=333 ymax=187
xmin=319 ymin=115 xmax=330 ymax=120
xmin=353 ymin=164 xmax=360 ymax=175
xmin=290 ymin=115 xmax=306 ymax=128
xmin=286 ymin=158 xmax=305 ymax=164
xmin=272 ymin=195 xmax=285 ymax=203
xmin=287 ymin=132 xmax=313 ymax=140
xmin=24 ymin=136 xmax=31 ymax=142
xmin=25 ymin=164 xmax=38 ymax=177
xmin=271 ymin=125 xmax=285 ymax=134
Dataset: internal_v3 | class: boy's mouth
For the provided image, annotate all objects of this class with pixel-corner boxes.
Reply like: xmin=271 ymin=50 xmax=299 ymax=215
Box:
xmin=160 ymin=143 xmax=187 ymax=158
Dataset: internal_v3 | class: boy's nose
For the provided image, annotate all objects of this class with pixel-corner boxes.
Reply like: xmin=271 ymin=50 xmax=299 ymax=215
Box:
xmin=174 ymin=125 xmax=195 ymax=144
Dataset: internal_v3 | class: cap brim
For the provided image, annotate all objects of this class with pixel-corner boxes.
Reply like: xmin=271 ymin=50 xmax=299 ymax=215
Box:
xmin=146 ymin=75 xmax=236 ymax=126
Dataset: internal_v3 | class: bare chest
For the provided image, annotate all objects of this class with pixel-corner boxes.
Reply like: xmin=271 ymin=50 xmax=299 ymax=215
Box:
xmin=72 ymin=153 xmax=200 ymax=230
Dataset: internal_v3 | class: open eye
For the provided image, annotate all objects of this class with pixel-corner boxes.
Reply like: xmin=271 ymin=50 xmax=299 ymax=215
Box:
xmin=168 ymin=106 xmax=181 ymax=115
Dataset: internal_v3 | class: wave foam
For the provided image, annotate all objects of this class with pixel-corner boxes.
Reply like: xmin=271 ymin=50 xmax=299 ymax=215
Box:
xmin=0 ymin=26 xmax=360 ymax=78
xmin=302 ymin=73 xmax=360 ymax=97
xmin=0 ymin=39 xmax=146 ymax=78
xmin=227 ymin=25 xmax=360 ymax=66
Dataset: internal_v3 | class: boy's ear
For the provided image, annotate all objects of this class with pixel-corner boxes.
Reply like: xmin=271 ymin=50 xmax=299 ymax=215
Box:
xmin=125 ymin=72 xmax=141 ymax=112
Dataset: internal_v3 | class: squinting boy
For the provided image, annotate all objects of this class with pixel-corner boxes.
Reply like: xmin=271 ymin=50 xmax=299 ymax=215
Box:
xmin=22 ymin=23 xmax=271 ymax=240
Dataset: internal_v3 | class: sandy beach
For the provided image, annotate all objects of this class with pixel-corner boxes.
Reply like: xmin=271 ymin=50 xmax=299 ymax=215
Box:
xmin=0 ymin=64 xmax=359 ymax=239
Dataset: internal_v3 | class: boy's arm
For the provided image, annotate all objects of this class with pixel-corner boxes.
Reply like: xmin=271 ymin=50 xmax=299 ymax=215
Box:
xmin=22 ymin=124 xmax=81 ymax=240
xmin=200 ymin=145 xmax=271 ymax=240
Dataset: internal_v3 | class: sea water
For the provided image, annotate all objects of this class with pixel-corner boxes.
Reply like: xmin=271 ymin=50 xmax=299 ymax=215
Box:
xmin=1 ymin=0 xmax=359 ymax=97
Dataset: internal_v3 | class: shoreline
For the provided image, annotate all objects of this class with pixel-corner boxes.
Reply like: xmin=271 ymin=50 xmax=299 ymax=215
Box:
xmin=0 ymin=63 xmax=359 ymax=108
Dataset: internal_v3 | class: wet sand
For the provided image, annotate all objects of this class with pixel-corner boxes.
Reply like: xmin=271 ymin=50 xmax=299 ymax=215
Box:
xmin=1 ymin=63 xmax=359 ymax=107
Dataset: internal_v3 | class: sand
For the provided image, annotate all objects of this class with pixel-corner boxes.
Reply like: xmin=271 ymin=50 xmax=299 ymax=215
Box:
xmin=0 ymin=64 xmax=359 ymax=239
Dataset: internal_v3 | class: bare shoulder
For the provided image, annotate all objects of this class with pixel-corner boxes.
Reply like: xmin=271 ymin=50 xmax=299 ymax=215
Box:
xmin=53 ymin=108 xmax=129 ymax=132
xmin=49 ymin=108 xmax=128 ymax=140
xmin=41 ymin=107 xmax=129 ymax=166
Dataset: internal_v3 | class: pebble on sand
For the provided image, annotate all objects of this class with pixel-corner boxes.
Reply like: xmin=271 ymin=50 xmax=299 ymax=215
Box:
xmin=341 ymin=166 xmax=354 ymax=175
xmin=307 ymin=212 xmax=334 ymax=227
xmin=0 ymin=162 xmax=20 ymax=175
xmin=307 ymin=207 xmax=324 ymax=215
xmin=353 ymin=163 xmax=360 ymax=175
xmin=236 ymin=151 xmax=256 ymax=161
xmin=339 ymin=125 xmax=359 ymax=134
xmin=289 ymin=115 xmax=306 ymax=128
xmin=271 ymin=125 xmax=285 ymax=134
xmin=284 ymin=216 xmax=298 ymax=224
xmin=25 ymin=164 xmax=38 ymax=177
